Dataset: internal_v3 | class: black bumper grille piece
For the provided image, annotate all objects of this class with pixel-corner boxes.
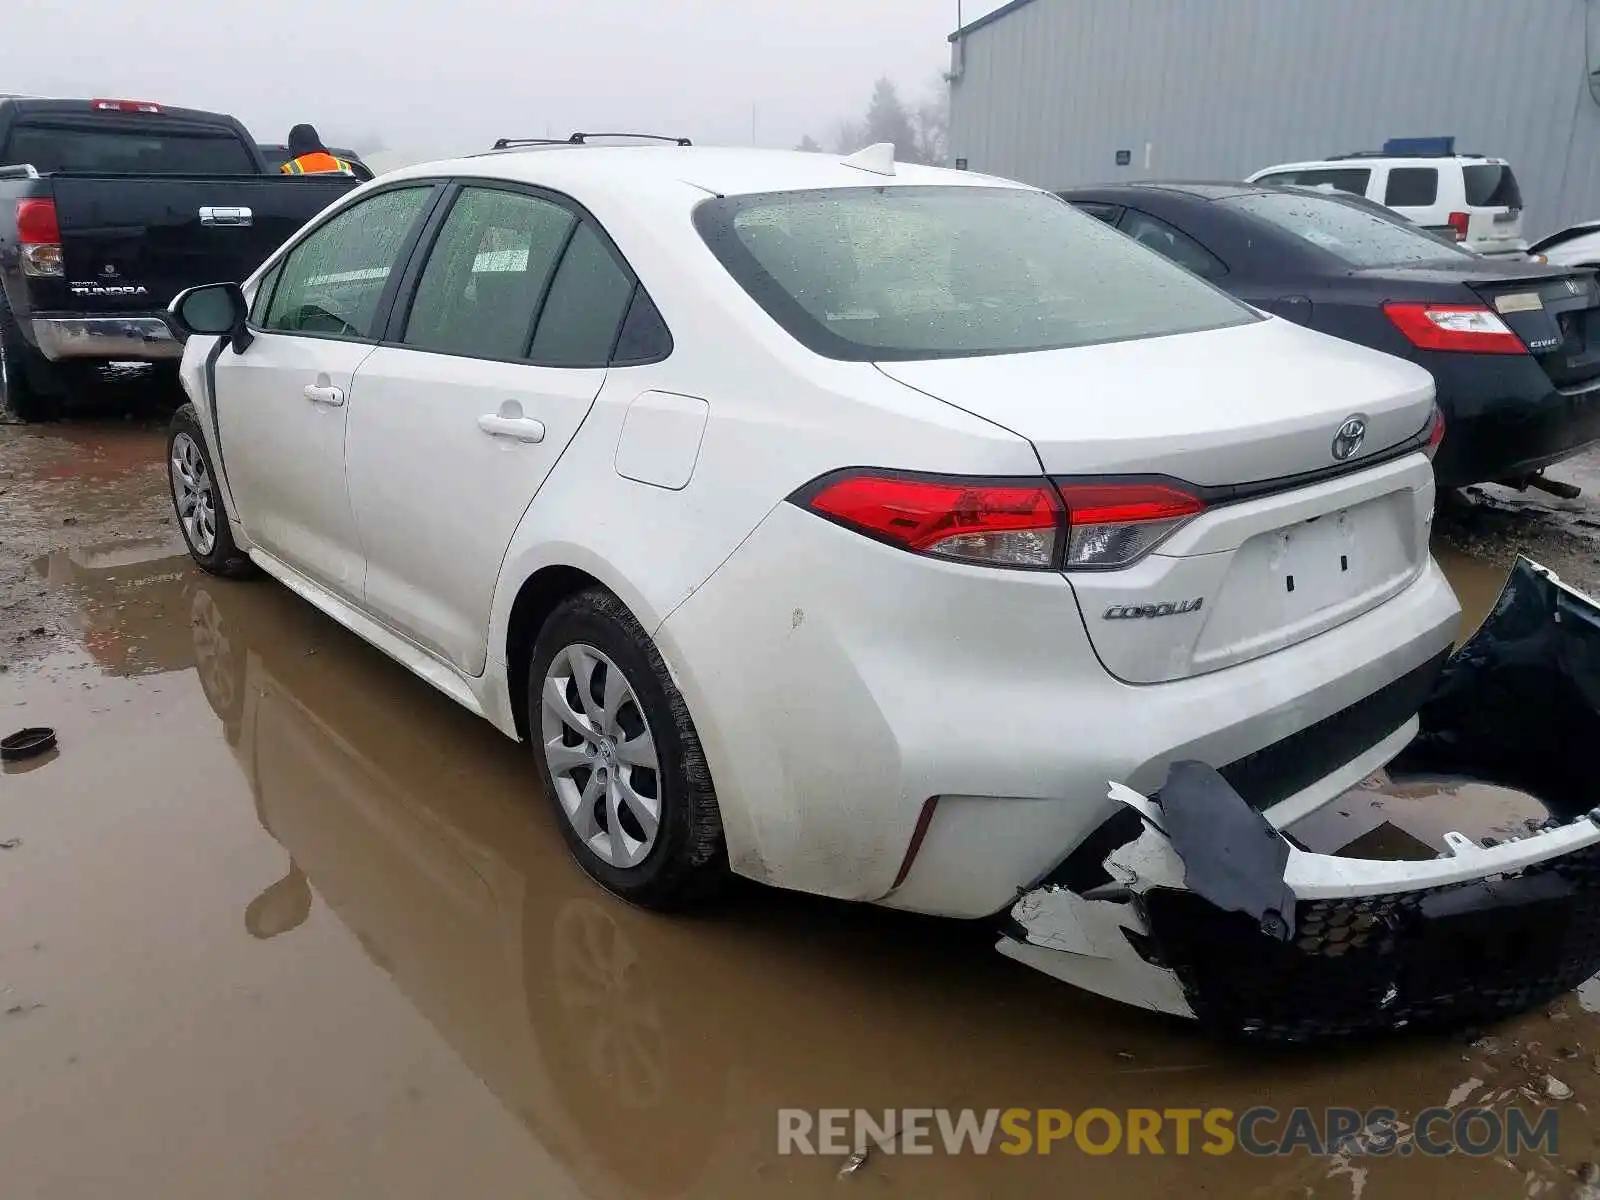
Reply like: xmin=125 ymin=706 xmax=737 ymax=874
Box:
xmin=1140 ymin=836 xmax=1600 ymax=1042
xmin=1217 ymin=649 xmax=1449 ymax=813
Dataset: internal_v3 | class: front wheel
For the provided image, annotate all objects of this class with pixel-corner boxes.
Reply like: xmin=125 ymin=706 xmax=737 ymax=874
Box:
xmin=529 ymin=587 xmax=726 ymax=910
xmin=167 ymin=404 xmax=256 ymax=578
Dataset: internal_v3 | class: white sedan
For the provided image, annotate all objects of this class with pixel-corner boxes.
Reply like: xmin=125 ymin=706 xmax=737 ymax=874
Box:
xmin=168 ymin=138 xmax=1589 ymax=1038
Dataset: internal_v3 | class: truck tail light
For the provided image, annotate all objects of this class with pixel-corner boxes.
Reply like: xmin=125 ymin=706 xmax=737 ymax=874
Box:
xmin=1447 ymin=211 xmax=1470 ymax=242
xmin=16 ymin=199 xmax=62 ymax=278
xmin=1382 ymin=302 xmax=1527 ymax=355
xmin=91 ymin=98 xmax=163 ymax=113
xmin=792 ymin=471 xmax=1205 ymax=570
xmin=1423 ymin=405 xmax=1446 ymax=460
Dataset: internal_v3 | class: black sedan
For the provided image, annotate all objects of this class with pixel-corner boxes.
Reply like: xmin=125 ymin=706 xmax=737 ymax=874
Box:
xmin=1058 ymin=182 xmax=1600 ymax=489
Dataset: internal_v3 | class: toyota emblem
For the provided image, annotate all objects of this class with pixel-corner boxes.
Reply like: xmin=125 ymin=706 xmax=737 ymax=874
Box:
xmin=1332 ymin=416 xmax=1367 ymax=461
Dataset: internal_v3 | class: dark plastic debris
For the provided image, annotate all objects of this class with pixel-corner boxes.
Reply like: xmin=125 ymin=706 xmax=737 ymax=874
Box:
xmin=1390 ymin=556 xmax=1600 ymax=818
xmin=1157 ymin=759 xmax=1297 ymax=941
xmin=0 ymin=727 xmax=56 ymax=762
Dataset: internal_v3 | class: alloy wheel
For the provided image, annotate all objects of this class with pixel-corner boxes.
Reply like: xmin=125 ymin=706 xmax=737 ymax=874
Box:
xmin=170 ymin=431 xmax=217 ymax=556
xmin=540 ymin=644 xmax=663 ymax=869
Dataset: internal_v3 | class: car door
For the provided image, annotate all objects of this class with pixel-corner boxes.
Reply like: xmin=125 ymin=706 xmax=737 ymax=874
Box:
xmin=344 ymin=183 xmax=666 ymax=675
xmin=215 ymin=184 xmax=438 ymax=601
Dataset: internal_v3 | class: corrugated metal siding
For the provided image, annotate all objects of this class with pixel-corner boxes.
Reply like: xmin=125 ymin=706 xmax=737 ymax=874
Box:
xmin=949 ymin=0 xmax=1600 ymax=237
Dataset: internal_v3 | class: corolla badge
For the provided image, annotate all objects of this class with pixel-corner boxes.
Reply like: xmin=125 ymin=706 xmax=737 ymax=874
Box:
xmin=1331 ymin=416 xmax=1367 ymax=461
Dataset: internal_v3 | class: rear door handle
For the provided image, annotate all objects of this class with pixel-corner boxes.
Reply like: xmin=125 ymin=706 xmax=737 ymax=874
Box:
xmin=200 ymin=206 xmax=253 ymax=227
xmin=303 ymin=384 xmax=345 ymax=406
xmin=477 ymin=414 xmax=546 ymax=443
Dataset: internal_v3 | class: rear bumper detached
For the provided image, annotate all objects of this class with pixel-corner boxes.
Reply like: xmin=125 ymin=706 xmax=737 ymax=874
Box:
xmin=1000 ymin=557 xmax=1600 ymax=1041
xmin=31 ymin=315 xmax=181 ymax=362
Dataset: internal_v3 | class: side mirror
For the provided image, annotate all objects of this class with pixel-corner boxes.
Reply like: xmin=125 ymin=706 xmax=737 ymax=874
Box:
xmin=169 ymin=282 xmax=252 ymax=352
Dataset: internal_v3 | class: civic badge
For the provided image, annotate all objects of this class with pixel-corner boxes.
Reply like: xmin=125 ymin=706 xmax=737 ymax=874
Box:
xmin=1332 ymin=416 xmax=1366 ymax=461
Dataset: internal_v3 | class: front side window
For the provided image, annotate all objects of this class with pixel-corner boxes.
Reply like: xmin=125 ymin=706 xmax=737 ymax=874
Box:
xmin=403 ymin=187 xmax=575 ymax=359
xmin=694 ymin=185 xmax=1254 ymax=361
xmin=263 ymin=186 xmax=432 ymax=339
xmin=248 ymin=263 xmax=282 ymax=326
xmin=1118 ymin=210 xmax=1227 ymax=279
xmin=1221 ymin=191 xmax=1472 ymax=268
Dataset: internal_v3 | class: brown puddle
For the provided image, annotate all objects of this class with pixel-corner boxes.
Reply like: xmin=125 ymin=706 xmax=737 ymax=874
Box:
xmin=1 ymin=427 xmax=1598 ymax=1199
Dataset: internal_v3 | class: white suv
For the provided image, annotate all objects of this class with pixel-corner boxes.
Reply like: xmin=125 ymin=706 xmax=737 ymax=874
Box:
xmin=163 ymin=141 xmax=1497 ymax=1033
xmin=1248 ymin=153 xmax=1527 ymax=257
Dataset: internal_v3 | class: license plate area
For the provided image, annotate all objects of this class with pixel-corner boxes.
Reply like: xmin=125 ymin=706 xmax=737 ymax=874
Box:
xmin=1192 ymin=494 xmax=1419 ymax=669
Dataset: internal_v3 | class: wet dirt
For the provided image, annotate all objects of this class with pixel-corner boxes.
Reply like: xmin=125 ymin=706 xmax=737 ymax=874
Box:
xmin=6 ymin=419 xmax=1600 ymax=1199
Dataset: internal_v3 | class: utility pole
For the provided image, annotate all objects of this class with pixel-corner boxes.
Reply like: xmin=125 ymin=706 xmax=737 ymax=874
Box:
xmin=751 ymin=103 xmax=758 ymax=147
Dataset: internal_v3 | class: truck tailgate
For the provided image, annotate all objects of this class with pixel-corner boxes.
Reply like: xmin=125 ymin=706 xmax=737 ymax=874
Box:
xmin=48 ymin=174 xmax=358 ymax=311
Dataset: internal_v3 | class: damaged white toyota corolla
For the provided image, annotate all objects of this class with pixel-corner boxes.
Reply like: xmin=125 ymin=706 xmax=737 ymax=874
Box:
xmin=162 ymin=140 xmax=1597 ymax=1040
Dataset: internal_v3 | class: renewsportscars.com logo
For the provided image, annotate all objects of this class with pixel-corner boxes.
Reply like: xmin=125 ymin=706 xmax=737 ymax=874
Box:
xmin=777 ymin=1106 xmax=1560 ymax=1158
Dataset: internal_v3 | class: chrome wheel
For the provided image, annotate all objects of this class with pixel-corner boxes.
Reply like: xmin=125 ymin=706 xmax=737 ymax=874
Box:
xmin=170 ymin=431 xmax=217 ymax=556
xmin=541 ymin=644 xmax=662 ymax=869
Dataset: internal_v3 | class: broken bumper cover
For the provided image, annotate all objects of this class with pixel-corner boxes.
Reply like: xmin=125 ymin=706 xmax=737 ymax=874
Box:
xmin=999 ymin=557 xmax=1600 ymax=1041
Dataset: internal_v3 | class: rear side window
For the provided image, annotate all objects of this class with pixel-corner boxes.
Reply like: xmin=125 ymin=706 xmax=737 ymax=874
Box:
xmin=1384 ymin=168 xmax=1439 ymax=207
xmin=1463 ymin=164 xmax=1523 ymax=209
xmin=695 ymin=186 xmax=1254 ymax=361
xmin=1118 ymin=210 xmax=1227 ymax=278
xmin=1255 ymin=168 xmax=1371 ymax=196
xmin=527 ymin=222 xmax=637 ymax=367
xmin=264 ymin=186 xmax=432 ymax=339
xmin=3 ymin=121 xmax=257 ymax=174
xmin=403 ymin=187 xmax=575 ymax=359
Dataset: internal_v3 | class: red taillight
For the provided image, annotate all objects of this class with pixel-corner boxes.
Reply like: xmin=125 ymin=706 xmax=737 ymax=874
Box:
xmin=1382 ymin=302 xmax=1527 ymax=355
xmin=1423 ymin=405 xmax=1446 ymax=460
xmin=1055 ymin=481 xmax=1205 ymax=568
xmin=1447 ymin=211 xmax=1470 ymax=242
xmin=91 ymin=98 xmax=162 ymax=113
xmin=804 ymin=473 xmax=1063 ymax=567
xmin=796 ymin=472 xmax=1205 ymax=570
xmin=15 ymin=199 xmax=61 ymax=277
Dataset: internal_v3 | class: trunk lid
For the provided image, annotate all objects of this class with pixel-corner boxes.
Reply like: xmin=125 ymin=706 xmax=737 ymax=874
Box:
xmin=877 ymin=318 xmax=1439 ymax=683
xmin=1467 ymin=269 xmax=1600 ymax=391
xmin=48 ymin=174 xmax=358 ymax=312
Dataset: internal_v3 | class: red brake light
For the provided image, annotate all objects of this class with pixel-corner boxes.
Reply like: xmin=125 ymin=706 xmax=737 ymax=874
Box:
xmin=15 ymin=199 xmax=62 ymax=277
xmin=1055 ymin=481 xmax=1204 ymax=568
xmin=1382 ymin=302 xmax=1527 ymax=355
xmin=796 ymin=472 xmax=1205 ymax=570
xmin=1423 ymin=405 xmax=1446 ymax=460
xmin=804 ymin=473 xmax=1062 ymax=567
xmin=1447 ymin=211 xmax=1470 ymax=242
xmin=91 ymin=98 xmax=162 ymax=113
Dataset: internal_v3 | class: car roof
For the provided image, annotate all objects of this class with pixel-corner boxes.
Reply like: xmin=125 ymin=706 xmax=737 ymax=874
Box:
xmin=379 ymin=144 xmax=1026 ymax=201
xmin=1061 ymin=181 xmax=1266 ymax=201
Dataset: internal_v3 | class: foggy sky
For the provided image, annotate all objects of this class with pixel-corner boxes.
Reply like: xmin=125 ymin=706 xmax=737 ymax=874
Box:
xmin=7 ymin=0 xmax=1002 ymax=160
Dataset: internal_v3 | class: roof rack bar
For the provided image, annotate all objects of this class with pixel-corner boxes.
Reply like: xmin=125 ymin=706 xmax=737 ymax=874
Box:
xmin=567 ymin=132 xmax=692 ymax=146
xmin=491 ymin=137 xmax=573 ymax=150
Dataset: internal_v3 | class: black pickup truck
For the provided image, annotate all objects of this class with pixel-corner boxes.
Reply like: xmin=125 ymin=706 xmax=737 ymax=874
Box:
xmin=0 ymin=97 xmax=363 ymax=420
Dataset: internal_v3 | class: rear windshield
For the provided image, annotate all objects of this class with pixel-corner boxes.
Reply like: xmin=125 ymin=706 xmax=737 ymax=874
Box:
xmin=1220 ymin=191 xmax=1472 ymax=268
xmin=693 ymin=186 xmax=1255 ymax=361
xmin=1463 ymin=163 xmax=1523 ymax=209
xmin=3 ymin=121 xmax=256 ymax=174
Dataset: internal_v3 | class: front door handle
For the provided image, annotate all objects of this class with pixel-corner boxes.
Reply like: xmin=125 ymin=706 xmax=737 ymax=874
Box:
xmin=477 ymin=413 xmax=546 ymax=443
xmin=303 ymin=383 xmax=345 ymax=406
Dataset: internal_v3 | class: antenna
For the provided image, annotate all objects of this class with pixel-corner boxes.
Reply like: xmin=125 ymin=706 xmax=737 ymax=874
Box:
xmin=841 ymin=142 xmax=896 ymax=177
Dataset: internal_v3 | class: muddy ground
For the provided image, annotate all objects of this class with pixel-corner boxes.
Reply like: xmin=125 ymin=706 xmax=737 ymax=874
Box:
xmin=6 ymin=393 xmax=1600 ymax=1199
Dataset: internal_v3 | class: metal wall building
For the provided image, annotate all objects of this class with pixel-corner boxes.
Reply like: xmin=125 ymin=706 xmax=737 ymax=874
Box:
xmin=947 ymin=0 xmax=1600 ymax=237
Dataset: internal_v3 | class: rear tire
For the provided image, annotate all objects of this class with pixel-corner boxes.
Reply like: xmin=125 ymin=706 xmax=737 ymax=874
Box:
xmin=528 ymin=587 xmax=726 ymax=910
xmin=167 ymin=403 xmax=256 ymax=578
xmin=0 ymin=290 xmax=61 ymax=423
